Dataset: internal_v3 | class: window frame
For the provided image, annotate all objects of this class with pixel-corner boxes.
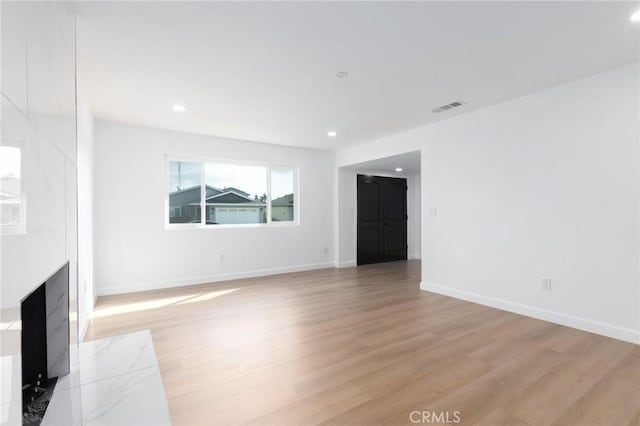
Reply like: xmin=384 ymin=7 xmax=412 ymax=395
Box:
xmin=165 ymin=155 xmax=299 ymax=230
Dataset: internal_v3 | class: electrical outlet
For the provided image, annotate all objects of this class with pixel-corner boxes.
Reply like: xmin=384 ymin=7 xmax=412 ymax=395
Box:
xmin=428 ymin=208 xmax=437 ymax=217
xmin=323 ymin=247 xmax=329 ymax=254
xmin=541 ymin=277 xmax=552 ymax=291
xmin=219 ymin=254 xmax=225 ymax=264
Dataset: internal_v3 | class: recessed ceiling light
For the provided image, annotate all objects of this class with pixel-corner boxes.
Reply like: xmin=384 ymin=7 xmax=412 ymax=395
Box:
xmin=631 ymin=10 xmax=640 ymax=22
xmin=327 ymin=131 xmax=337 ymax=138
xmin=395 ymin=168 xmax=403 ymax=172
xmin=173 ymin=104 xmax=186 ymax=112
xmin=336 ymin=71 xmax=349 ymax=79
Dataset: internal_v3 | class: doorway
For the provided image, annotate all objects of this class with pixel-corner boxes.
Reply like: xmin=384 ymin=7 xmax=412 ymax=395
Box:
xmin=357 ymin=174 xmax=408 ymax=265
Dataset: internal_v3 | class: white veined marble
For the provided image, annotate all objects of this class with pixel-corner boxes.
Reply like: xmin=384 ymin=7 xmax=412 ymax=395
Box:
xmin=57 ymin=330 xmax=159 ymax=391
xmin=0 ymin=355 xmax=21 ymax=425
xmin=44 ymin=367 xmax=170 ymax=426
xmin=83 ymin=368 xmax=168 ymax=426
xmin=39 ymin=386 xmax=82 ymax=426
xmin=0 ymin=399 xmax=21 ymax=426
xmin=1 ymin=2 xmax=82 ymax=424
xmin=42 ymin=330 xmax=170 ymax=426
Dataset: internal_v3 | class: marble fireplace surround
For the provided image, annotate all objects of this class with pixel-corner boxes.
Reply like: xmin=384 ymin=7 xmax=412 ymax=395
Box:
xmin=21 ymin=262 xmax=70 ymax=385
xmin=1 ymin=330 xmax=170 ymax=425
xmin=21 ymin=262 xmax=71 ymax=424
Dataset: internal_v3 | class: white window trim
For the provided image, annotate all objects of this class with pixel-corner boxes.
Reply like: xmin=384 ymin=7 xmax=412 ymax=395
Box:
xmin=165 ymin=154 xmax=299 ymax=230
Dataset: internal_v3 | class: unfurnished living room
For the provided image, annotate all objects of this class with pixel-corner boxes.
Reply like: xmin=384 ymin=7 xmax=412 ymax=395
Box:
xmin=1 ymin=1 xmax=639 ymax=425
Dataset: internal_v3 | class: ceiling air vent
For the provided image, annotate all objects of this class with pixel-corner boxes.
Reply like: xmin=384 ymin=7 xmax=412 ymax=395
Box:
xmin=432 ymin=101 xmax=465 ymax=114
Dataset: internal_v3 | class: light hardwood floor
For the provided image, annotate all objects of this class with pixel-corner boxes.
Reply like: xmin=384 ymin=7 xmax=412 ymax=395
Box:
xmin=86 ymin=261 xmax=639 ymax=426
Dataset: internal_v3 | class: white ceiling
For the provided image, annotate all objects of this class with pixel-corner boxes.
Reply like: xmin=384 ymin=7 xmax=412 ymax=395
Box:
xmin=76 ymin=1 xmax=639 ymax=151
xmin=349 ymin=151 xmax=421 ymax=175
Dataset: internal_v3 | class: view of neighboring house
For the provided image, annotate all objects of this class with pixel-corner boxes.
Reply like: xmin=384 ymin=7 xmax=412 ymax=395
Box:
xmin=170 ymin=185 xmax=276 ymax=224
xmin=206 ymin=187 xmax=267 ymax=224
xmin=271 ymin=193 xmax=294 ymax=221
xmin=0 ymin=174 xmax=21 ymax=226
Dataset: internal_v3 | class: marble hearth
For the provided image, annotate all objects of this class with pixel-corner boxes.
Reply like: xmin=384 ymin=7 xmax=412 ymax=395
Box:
xmin=43 ymin=330 xmax=170 ymax=426
xmin=1 ymin=330 xmax=170 ymax=425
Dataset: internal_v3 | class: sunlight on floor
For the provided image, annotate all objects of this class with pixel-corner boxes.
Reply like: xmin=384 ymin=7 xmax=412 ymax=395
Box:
xmin=91 ymin=288 xmax=240 ymax=319
xmin=175 ymin=288 xmax=239 ymax=305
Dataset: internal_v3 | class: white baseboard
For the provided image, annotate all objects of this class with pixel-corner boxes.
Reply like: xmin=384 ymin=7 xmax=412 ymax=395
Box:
xmin=97 ymin=262 xmax=336 ymax=296
xmin=79 ymin=315 xmax=90 ymax=343
xmin=79 ymin=293 xmax=98 ymax=342
xmin=420 ymin=281 xmax=640 ymax=345
xmin=335 ymin=258 xmax=419 ymax=267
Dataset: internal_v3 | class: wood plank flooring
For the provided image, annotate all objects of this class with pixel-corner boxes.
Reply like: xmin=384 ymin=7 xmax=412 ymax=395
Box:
xmin=85 ymin=261 xmax=640 ymax=426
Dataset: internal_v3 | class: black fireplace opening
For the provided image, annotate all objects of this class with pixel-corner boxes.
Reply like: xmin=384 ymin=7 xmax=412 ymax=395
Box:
xmin=20 ymin=262 xmax=70 ymax=426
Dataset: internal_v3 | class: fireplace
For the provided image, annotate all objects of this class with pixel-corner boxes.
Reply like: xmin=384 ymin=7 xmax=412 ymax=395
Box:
xmin=20 ymin=262 xmax=70 ymax=425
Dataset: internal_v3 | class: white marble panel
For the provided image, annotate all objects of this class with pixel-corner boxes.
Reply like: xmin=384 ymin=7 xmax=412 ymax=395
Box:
xmin=25 ymin=2 xmax=76 ymax=163
xmin=45 ymin=331 xmax=170 ymax=426
xmin=0 ymin=101 xmax=29 ymax=409
xmin=0 ymin=1 xmax=27 ymax=113
xmin=0 ymin=355 xmax=21 ymax=425
xmin=1 ymin=97 xmax=67 ymax=310
xmin=79 ymin=367 xmax=170 ymax=426
xmin=0 ymin=399 xmax=21 ymax=426
xmin=0 ymin=3 xmax=78 ymax=425
xmin=66 ymin=158 xmax=79 ymax=346
xmin=0 ymin=320 xmax=20 ymax=360
xmin=57 ymin=330 xmax=159 ymax=390
xmin=0 ymin=94 xmax=28 ymax=239
xmin=1 ymin=97 xmax=69 ymax=426
xmin=0 ymin=322 xmax=20 ymax=358
xmin=40 ymin=385 xmax=82 ymax=426
xmin=0 ymin=355 xmax=19 ymax=405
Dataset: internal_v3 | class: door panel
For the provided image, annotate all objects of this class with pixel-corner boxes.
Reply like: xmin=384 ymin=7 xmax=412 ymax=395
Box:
xmin=358 ymin=226 xmax=383 ymax=262
xmin=384 ymin=223 xmax=407 ymax=257
xmin=359 ymin=180 xmax=381 ymax=221
xmin=357 ymin=175 xmax=407 ymax=265
xmin=382 ymin=178 xmax=408 ymax=260
xmin=383 ymin=180 xmax=406 ymax=221
xmin=357 ymin=176 xmax=384 ymax=264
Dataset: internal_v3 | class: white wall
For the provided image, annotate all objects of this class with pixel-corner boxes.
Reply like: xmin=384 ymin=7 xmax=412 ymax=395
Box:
xmin=407 ymin=173 xmax=421 ymax=260
xmin=336 ymin=168 xmax=357 ymax=266
xmin=93 ymin=120 xmax=335 ymax=295
xmin=77 ymin=97 xmax=95 ymax=340
xmin=0 ymin=2 xmax=79 ymax=423
xmin=336 ymin=62 xmax=640 ymax=343
xmin=336 ymin=168 xmax=421 ymax=266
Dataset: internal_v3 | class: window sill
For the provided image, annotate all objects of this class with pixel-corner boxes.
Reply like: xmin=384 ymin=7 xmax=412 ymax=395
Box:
xmin=165 ymin=222 xmax=299 ymax=230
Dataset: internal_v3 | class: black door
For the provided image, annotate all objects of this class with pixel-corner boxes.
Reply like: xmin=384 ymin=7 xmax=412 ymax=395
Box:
xmin=357 ymin=175 xmax=408 ymax=265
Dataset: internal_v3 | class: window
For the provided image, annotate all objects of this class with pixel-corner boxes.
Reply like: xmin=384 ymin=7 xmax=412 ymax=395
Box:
xmin=270 ymin=168 xmax=294 ymax=222
xmin=166 ymin=157 xmax=297 ymax=227
xmin=205 ymin=162 xmax=267 ymax=225
xmin=168 ymin=160 xmax=201 ymax=224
